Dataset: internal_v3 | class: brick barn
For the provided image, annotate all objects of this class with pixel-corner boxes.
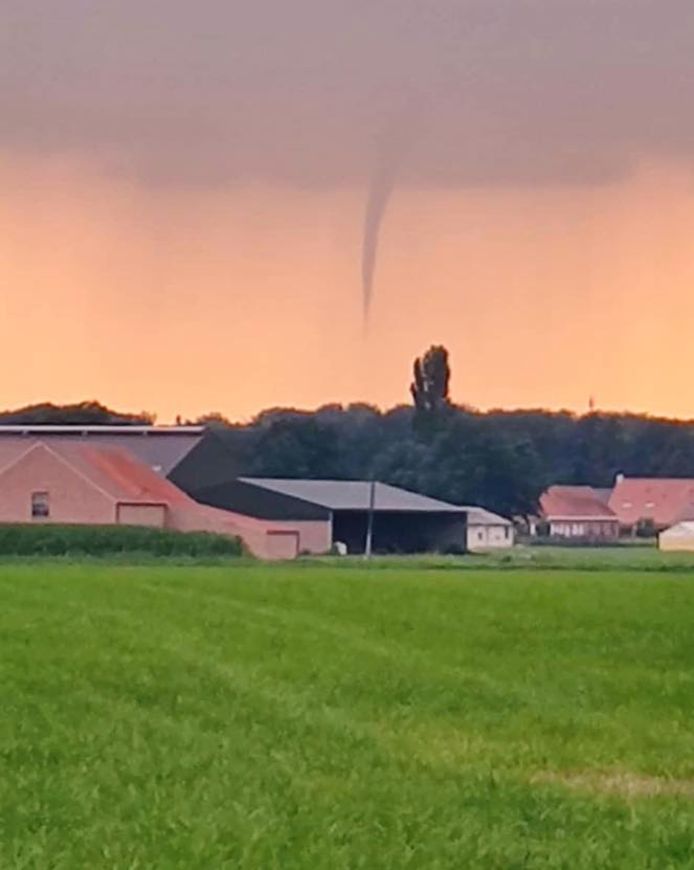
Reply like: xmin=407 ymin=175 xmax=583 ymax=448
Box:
xmin=0 ymin=437 xmax=317 ymax=559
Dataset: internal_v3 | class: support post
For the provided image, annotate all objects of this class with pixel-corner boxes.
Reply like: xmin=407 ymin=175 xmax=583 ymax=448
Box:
xmin=364 ymin=478 xmax=376 ymax=559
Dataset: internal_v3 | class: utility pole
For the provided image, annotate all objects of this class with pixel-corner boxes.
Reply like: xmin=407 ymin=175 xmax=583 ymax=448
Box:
xmin=364 ymin=477 xmax=377 ymax=559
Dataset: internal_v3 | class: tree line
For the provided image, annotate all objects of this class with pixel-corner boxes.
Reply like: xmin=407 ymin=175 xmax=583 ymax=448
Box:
xmin=5 ymin=348 xmax=694 ymax=517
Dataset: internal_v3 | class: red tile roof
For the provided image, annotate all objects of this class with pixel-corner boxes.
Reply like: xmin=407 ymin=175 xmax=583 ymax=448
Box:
xmin=540 ymin=485 xmax=618 ymax=520
xmin=609 ymin=477 xmax=694 ymax=527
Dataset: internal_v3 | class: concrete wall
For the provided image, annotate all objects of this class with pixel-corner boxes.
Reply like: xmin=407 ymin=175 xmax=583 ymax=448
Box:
xmin=0 ymin=444 xmax=116 ymax=524
xmin=467 ymin=524 xmax=514 ymax=552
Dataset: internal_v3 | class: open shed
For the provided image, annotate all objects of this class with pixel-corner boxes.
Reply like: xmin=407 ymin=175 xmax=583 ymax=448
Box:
xmin=192 ymin=478 xmax=470 ymax=555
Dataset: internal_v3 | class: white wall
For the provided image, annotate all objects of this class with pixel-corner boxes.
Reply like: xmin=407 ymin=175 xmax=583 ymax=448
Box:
xmin=467 ymin=524 xmax=514 ymax=552
xmin=659 ymin=528 xmax=694 ymax=552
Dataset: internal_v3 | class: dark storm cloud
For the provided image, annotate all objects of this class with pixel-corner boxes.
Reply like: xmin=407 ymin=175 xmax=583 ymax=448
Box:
xmin=2 ymin=0 xmax=694 ymax=187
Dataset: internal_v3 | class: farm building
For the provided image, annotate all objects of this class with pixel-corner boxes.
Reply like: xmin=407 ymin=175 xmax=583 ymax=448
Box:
xmin=190 ymin=477 xmax=512 ymax=555
xmin=464 ymin=507 xmax=514 ymax=551
xmin=537 ymin=475 xmax=694 ymax=538
xmin=538 ymin=485 xmax=620 ymax=540
xmin=0 ymin=437 xmax=314 ymax=559
xmin=659 ymin=521 xmax=694 ymax=551
xmin=0 ymin=426 xmax=514 ymax=556
xmin=609 ymin=475 xmax=694 ymax=532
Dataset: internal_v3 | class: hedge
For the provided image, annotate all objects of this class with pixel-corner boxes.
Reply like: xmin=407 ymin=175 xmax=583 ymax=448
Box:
xmin=0 ymin=524 xmax=243 ymax=558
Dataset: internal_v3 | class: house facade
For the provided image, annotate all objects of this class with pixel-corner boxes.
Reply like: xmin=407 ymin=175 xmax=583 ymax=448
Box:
xmin=538 ymin=485 xmax=620 ymax=539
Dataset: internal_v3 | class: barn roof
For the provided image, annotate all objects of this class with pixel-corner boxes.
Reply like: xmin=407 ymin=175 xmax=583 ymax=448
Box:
xmin=239 ymin=478 xmax=465 ymax=513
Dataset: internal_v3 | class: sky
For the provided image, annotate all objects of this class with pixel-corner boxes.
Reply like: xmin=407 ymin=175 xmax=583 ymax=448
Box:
xmin=2 ymin=0 xmax=694 ymax=421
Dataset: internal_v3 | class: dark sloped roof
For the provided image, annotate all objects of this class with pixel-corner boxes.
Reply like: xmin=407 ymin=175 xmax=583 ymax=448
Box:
xmin=239 ymin=478 xmax=465 ymax=513
xmin=168 ymin=428 xmax=256 ymax=492
xmin=0 ymin=426 xmax=203 ymax=476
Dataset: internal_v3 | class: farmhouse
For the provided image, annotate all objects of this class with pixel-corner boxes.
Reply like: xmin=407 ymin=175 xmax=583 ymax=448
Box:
xmin=0 ymin=437 xmax=311 ymax=559
xmin=539 ymin=485 xmax=619 ymax=540
xmin=189 ymin=477 xmax=512 ymax=555
xmin=609 ymin=475 xmax=694 ymax=532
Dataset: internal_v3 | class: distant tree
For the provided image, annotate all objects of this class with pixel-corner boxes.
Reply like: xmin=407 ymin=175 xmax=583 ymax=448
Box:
xmin=248 ymin=417 xmax=341 ymax=479
xmin=192 ymin=412 xmax=233 ymax=428
xmin=410 ymin=345 xmax=452 ymax=439
xmin=410 ymin=345 xmax=451 ymax=414
xmin=0 ymin=401 xmax=154 ymax=425
xmin=635 ymin=517 xmax=657 ymax=539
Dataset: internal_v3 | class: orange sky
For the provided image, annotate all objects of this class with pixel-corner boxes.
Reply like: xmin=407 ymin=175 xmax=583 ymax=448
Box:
xmin=2 ymin=154 xmax=694 ymax=423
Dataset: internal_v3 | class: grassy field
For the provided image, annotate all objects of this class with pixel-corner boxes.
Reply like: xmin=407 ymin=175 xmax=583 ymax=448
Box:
xmin=2 ymin=564 xmax=694 ymax=867
xmin=310 ymin=543 xmax=694 ymax=572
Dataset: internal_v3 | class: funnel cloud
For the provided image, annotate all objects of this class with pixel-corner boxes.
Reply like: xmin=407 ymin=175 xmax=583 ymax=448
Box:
xmin=3 ymin=0 xmax=694 ymax=320
xmin=362 ymin=157 xmax=397 ymax=325
xmin=361 ymin=106 xmax=418 ymax=325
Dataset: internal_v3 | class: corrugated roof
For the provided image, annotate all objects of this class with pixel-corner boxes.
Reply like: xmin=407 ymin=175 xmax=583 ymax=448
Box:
xmin=0 ymin=428 xmax=203 ymax=475
xmin=239 ymin=478 xmax=465 ymax=513
xmin=460 ymin=506 xmax=512 ymax=526
xmin=0 ymin=425 xmax=203 ymax=434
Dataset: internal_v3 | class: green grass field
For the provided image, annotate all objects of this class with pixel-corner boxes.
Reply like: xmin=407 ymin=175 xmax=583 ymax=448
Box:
xmin=2 ymin=563 xmax=694 ymax=868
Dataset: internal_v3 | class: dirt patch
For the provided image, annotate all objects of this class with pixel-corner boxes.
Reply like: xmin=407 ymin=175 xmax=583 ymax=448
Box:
xmin=532 ymin=770 xmax=694 ymax=799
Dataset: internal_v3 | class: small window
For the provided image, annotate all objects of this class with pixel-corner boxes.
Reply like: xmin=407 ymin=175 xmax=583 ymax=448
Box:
xmin=31 ymin=491 xmax=50 ymax=519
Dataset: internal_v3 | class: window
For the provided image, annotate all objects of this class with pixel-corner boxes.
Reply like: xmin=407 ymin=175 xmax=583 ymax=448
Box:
xmin=31 ymin=491 xmax=50 ymax=519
